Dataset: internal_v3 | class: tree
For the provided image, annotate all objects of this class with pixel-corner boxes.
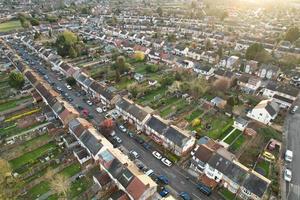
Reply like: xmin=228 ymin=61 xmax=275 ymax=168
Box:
xmin=134 ymin=51 xmax=145 ymax=61
xmin=66 ymin=77 xmax=76 ymax=86
xmin=156 ymin=7 xmax=163 ymax=17
xmin=30 ymin=18 xmax=40 ymax=26
xmin=49 ymin=174 xmax=70 ymax=198
xmin=8 ymin=71 xmax=25 ymax=90
xmin=285 ymin=27 xmax=300 ymax=43
xmin=245 ymin=43 xmax=272 ymax=63
xmin=204 ymin=39 xmax=212 ymax=51
xmin=0 ymin=158 xmax=17 ymax=199
xmin=48 ymin=29 xmax=52 ymax=38
xmin=160 ymin=76 xmax=175 ymax=87
xmin=100 ymin=119 xmax=115 ymax=136
xmin=145 ymin=64 xmax=159 ymax=73
xmin=33 ymin=31 xmax=41 ymax=40
xmin=55 ymin=30 xmax=82 ymax=58
xmin=168 ymin=81 xmax=181 ymax=94
xmin=213 ymin=78 xmax=230 ymax=92
xmin=217 ymin=46 xmax=223 ymax=61
xmin=189 ymin=77 xmax=210 ymax=98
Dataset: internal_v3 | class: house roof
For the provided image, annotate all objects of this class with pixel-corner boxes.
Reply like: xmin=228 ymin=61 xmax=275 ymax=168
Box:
xmin=116 ymin=98 xmax=132 ymax=111
xmin=224 ymin=162 xmax=248 ymax=185
xmin=194 ymin=144 xmax=214 ymax=162
xmin=93 ymin=171 xmax=112 ymax=187
xmin=126 ymin=176 xmax=148 ymax=200
xmin=79 ymin=131 xmax=103 ymax=156
xmin=164 ymin=126 xmax=187 ymax=147
xmin=235 ymin=117 xmax=249 ymax=126
xmin=243 ymin=173 xmax=269 ymax=198
xmin=73 ymin=146 xmax=90 ymax=159
xmin=254 ymin=99 xmax=279 ymax=117
xmin=25 ymin=70 xmax=38 ymax=84
xmin=127 ymin=104 xmax=149 ymax=122
xmin=273 ymin=94 xmax=294 ymax=104
xmin=265 ymin=81 xmax=299 ymax=97
xmin=146 ymin=116 xmax=168 ymax=134
xmin=208 ymin=153 xmax=232 ymax=174
xmin=118 ymin=168 xmax=134 ymax=188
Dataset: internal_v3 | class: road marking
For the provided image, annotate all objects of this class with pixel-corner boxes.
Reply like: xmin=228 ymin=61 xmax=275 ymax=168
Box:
xmin=192 ymin=193 xmax=202 ymax=200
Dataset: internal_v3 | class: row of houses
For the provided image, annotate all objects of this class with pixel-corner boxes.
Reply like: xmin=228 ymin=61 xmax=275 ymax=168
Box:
xmin=190 ymin=136 xmax=271 ymax=200
xmin=67 ymin=117 xmax=157 ymax=200
xmin=116 ymin=98 xmax=196 ymax=156
xmin=2 ymin=39 xmax=157 ymax=200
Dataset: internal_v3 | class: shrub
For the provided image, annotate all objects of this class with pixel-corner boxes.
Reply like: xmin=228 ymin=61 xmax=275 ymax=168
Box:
xmin=192 ymin=118 xmax=201 ymax=127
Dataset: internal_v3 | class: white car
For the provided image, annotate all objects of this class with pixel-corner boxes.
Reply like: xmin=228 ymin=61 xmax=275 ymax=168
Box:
xmin=119 ymin=125 xmax=127 ymax=133
xmin=130 ymin=150 xmax=140 ymax=159
xmin=96 ymin=107 xmax=103 ymax=113
xmin=161 ymin=158 xmax=172 ymax=167
xmin=152 ymin=151 xmax=162 ymax=160
xmin=66 ymin=84 xmax=72 ymax=90
xmin=284 ymin=168 xmax=292 ymax=182
xmin=86 ymin=100 xmax=93 ymax=106
xmin=113 ymin=136 xmax=122 ymax=143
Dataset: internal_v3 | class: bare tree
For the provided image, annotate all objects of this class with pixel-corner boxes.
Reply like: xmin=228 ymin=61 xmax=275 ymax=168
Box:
xmin=0 ymin=158 xmax=17 ymax=199
xmin=213 ymin=78 xmax=230 ymax=92
xmin=49 ymin=174 xmax=70 ymax=199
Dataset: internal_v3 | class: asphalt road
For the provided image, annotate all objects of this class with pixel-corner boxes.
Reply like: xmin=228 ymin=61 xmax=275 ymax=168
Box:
xmin=284 ymin=99 xmax=300 ymax=200
xmin=10 ymin=39 xmax=222 ymax=200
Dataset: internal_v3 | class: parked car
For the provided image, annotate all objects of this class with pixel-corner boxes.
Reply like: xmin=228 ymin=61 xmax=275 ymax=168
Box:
xmin=152 ymin=151 xmax=162 ymax=160
xmin=290 ymin=106 xmax=298 ymax=114
xmin=129 ymin=150 xmax=139 ymax=159
xmin=196 ymin=183 xmax=212 ymax=196
xmin=159 ymin=187 xmax=170 ymax=197
xmin=284 ymin=168 xmax=292 ymax=182
xmin=118 ymin=125 xmax=127 ymax=133
xmin=96 ymin=107 xmax=103 ymax=113
xmin=157 ymin=175 xmax=169 ymax=185
xmin=142 ymin=143 xmax=151 ymax=150
xmin=66 ymin=84 xmax=72 ymax=90
xmin=113 ymin=136 xmax=122 ymax=144
xmin=179 ymin=192 xmax=191 ymax=200
xmin=86 ymin=100 xmax=93 ymax=106
xmin=161 ymin=158 xmax=172 ymax=167
xmin=285 ymin=150 xmax=293 ymax=162
xmin=145 ymin=169 xmax=154 ymax=176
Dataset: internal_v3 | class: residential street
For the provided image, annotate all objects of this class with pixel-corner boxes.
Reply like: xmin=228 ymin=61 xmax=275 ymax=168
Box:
xmin=284 ymin=99 xmax=300 ymax=200
xmin=13 ymin=43 xmax=222 ymax=200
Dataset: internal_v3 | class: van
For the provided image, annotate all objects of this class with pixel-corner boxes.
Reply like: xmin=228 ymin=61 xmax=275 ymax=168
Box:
xmin=196 ymin=183 xmax=212 ymax=196
xmin=285 ymin=150 xmax=293 ymax=162
xmin=145 ymin=169 xmax=154 ymax=176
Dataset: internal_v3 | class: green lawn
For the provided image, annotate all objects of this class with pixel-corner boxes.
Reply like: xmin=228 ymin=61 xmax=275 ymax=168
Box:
xmin=137 ymin=86 xmax=167 ymax=105
xmin=9 ymin=142 xmax=57 ymax=170
xmin=185 ymin=109 xmax=204 ymax=122
xmin=255 ymin=160 xmax=270 ymax=177
xmin=26 ymin=181 xmax=50 ymax=199
xmin=202 ymin=113 xmax=233 ymax=140
xmin=219 ymin=188 xmax=236 ymax=200
xmin=59 ymin=162 xmax=81 ymax=178
xmin=0 ymin=96 xmax=32 ymax=112
xmin=224 ymin=129 xmax=242 ymax=144
xmin=115 ymin=77 xmax=134 ymax=90
xmin=229 ymin=134 xmax=246 ymax=152
xmin=8 ymin=134 xmax=51 ymax=155
xmin=69 ymin=177 xmax=92 ymax=198
xmin=220 ymin=126 xmax=235 ymax=141
xmin=0 ymin=121 xmax=47 ymax=138
xmin=0 ymin=20 xmax=23 ymax=32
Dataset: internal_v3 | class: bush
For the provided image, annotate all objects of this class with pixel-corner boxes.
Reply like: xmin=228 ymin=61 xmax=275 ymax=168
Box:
xmin=192 ymin=118 xmax=201 ymax=127
xmin=145 ymin=64 xmax=159 ymax=73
